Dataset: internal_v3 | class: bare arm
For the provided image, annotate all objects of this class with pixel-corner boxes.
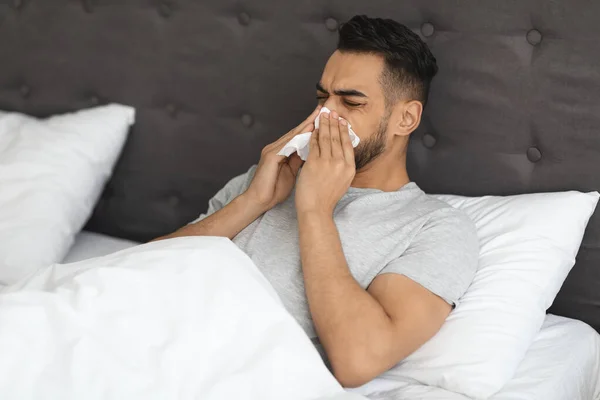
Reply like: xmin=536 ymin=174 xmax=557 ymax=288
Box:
xmin=295 ymin=111 xmax=451 ymax=387
xmin=298 ymin=210 xmax=450 ymax=387
xmin=152 ymin=193 xmax=267 ymax=241
xmin=152 ymin=105 xmax=323 ymax=243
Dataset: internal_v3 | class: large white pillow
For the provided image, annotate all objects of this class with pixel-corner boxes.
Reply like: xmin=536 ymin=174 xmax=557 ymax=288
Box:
xmin=380 ymin=191 xmax=599 ymax=399
xmin=0 ymin=104 xmax=134 ymax=285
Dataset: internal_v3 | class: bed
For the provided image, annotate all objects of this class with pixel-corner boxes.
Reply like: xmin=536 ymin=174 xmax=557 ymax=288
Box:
xmin=63 ymin=229 xmax=600 ymax=400
xmin=2 ymin=0 xmax=600 ymax=399
xmin=62 ymin=231 xmax=140 ymax=265
xmin=352 ymin=314 xmax=600 ymax=400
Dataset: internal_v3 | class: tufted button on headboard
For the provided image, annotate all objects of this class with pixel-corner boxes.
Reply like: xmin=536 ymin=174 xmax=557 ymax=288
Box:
xmin=238 ymin=11 xmax=251 ymax=26
xmin=526 ymin=28 xmax=543 ymax=46
xmin=420 ymin=22 xmax=435 ymax=38
xmin=0 ymin=0 xmax=599 ymax=331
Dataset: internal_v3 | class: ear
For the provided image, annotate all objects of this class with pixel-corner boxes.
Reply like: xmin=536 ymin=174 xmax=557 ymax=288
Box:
xmin=393 ymin=100 xmax=423 ymax=137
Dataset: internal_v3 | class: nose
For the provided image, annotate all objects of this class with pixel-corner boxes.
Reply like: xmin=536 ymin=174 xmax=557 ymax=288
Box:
xmin=322 ymin=98 xmax=340 ymax=116
xmin=322 ymin=95 xmax=336 ymax=109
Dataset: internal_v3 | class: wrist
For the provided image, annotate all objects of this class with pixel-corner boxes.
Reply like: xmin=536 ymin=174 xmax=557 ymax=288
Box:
xmin=296 ymin=206 xmax=334 ymax=221
xmin=237 ymin=191 xmax=271 ymax=216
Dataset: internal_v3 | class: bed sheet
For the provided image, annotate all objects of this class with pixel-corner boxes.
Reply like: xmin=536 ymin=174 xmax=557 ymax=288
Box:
xmin=62 ymin=234 xmax=600 ymax=400
xmin=350 ymin=314 xmax=600 ymax=400
xmin=0 ymin=232 xmax=138 ymax=291
xmin=62 ymin=230 xmax=140 ymax=263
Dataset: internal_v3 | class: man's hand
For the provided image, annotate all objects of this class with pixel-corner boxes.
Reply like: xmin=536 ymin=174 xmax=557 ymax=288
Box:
xmin=153 ymin=106 xmax=322 ymax=243
xmin=296 ymin=110 xmax=356 ymax=215
xmin=295 ymin=110 xmax=452 ymax=387
xmin=244 ymin=105 xmax=322 ymax=212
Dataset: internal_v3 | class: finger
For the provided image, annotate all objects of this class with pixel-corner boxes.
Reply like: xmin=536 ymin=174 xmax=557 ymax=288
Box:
xmin=273 ymin=123 xmax=309 ymax=150
xmin=267 ymin=120 xmax=312 ymax=160
xmin=272 ymin=105 xmax=320 ymax=148
xmin=287 ymin=153 xmax=304 ymax=175
xmin=308 ymin=128 xmax=320 ymax=159
xmin=280 ymin=105 xmax=321 ymax=148
xmin=318 ymin=112 xmax=331 ymax=158
xmin=329 ymin=111 xmax=343 ymax=159
xmin=339 ymin=118 xmax=355 ymax=164
xmin=294 ymin=105 xmax=322 ymax=134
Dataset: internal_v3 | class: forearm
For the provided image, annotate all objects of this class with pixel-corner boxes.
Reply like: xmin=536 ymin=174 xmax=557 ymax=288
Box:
xmin=297 ymin=211 xmax=395 ymax=385
xmin=153 ymin=193 xmax=266 ymax=241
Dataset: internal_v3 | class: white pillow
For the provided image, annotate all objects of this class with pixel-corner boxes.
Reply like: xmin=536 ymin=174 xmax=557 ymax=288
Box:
xmin=0 ymin=104 xmax=135 ymax=285
xmin=380 ymin=191 xmax=599 ymax=399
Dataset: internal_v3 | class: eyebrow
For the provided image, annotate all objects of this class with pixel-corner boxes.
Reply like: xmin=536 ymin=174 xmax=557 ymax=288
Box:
xmin=316 ymin=82 xmax=368 ymax=98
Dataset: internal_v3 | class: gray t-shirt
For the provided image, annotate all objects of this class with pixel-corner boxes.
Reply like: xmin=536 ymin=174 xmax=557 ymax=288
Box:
xmin=192 ymin=165 xmax=478 ymax=344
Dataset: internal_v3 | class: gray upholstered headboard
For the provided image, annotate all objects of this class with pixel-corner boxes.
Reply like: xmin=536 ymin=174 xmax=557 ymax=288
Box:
xmin=1 ymin=1 xmax=599 ymax=331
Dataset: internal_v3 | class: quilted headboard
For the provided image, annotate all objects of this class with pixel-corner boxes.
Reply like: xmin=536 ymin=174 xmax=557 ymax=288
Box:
xmin=1 ymin=1 xmax=599 ymax=330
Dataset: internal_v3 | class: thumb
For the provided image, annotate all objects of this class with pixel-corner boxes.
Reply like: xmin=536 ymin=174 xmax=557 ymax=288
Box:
xmin=288 ymin=153 xmax=304 ymax=176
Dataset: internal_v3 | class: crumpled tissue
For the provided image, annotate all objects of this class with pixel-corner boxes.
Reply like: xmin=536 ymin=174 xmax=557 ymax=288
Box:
xmin=277 ymin=107 xmax=360 ymax=161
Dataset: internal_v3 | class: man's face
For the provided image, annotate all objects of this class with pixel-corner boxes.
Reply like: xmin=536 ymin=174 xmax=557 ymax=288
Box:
xmin=316 ymin=50 xmax=390 ymax=170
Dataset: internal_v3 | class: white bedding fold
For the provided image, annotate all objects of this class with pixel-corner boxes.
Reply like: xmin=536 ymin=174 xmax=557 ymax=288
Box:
xmin=349 ymin=315 xmax=600 ymax=400
xmin=0 ymin=237 xmax=363 ymax=400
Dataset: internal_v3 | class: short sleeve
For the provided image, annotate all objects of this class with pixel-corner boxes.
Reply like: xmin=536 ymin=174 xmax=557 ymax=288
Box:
xmin=188 ymin=165 xmax=257 ymax=224
xmin=378 ymin=207 xmax=479 ymax=306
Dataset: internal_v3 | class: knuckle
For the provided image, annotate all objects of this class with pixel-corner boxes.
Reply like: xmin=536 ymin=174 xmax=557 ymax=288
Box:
xmin=260 ymin=146 xmax=272 ymax=157
xmin=263 ymin=151 xmax=276 ymax=161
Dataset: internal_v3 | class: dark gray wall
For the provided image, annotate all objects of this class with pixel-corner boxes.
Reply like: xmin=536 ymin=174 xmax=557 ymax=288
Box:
xmin=1 ymin=0 xmax=599 ymax=330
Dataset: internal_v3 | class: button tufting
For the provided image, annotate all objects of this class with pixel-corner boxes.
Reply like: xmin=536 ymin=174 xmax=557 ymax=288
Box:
xmin=166 ymin=104 xmax=178 ymax=118
xmin=158 ymin=1 xmax=172 ymax=18
xmin=526 ymin=29 xmax=542 ymax=46
xmin=168 ymin=195 xmax=180 ymax=207
xmin=325 ymin=17 xmax=338 ymax=32
xmin=13 ymin=0 xmax=22 ymax=9
xmin=241 ymin=113 xmax=254 ymax=127
xmin=527 ymin=146 xmax=542 ymax=162
xmin=421 ymin=22 xmax=435 ymax=38
xmin=422 ymin=133 xmax=437 ymax=148
xmin=238 ymin=12 xmax=251 ymax=26
xmin=89 ymin=95 xmax=100 ymax=106
xmin=20 ymin=84 xmax=30 ymax=98
xmin=82 ymin=0 xmax=94 ymax=13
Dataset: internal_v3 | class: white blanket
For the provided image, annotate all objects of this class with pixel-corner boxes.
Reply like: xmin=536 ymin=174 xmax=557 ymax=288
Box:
xmin=0 ymin=237 xmax=365 ymax=400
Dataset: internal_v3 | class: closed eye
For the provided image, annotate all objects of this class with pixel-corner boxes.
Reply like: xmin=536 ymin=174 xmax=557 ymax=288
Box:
xmin=315 ymin=95 xmax=363 ymax=108
xmin=344 ymin=100 xmax=362 ymax=107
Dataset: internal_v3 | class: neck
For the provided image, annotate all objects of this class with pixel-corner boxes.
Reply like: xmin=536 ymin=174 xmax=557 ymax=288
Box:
xmin=351 ymin=150 xmax=410 ymax=192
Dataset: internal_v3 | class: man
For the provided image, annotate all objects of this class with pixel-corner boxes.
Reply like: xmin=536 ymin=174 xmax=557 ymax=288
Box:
xmin=155 ymin=15 xmax=478 ymax=387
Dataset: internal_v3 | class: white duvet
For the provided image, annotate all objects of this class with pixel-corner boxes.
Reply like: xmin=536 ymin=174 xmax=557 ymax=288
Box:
xmin=0 ymin=236 xmax=365 ymax=400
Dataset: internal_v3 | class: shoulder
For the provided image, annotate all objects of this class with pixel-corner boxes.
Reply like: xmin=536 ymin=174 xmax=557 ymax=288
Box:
xmin=422 ymin=196 xmax=477 ymax=238
xmin=403 ymin=184 xmax=477 ymax=235
xmin=227 ymin=164 xmax=257 ymax=189
xmin=414 ymin=190 xmax=479 ymax=261
xmin=220 ymin=165 xmax=256 ymax=196
xmin=206 ymin=164 xmax=257 ymax=211
xmin=382 ymin=186 xmax=479 ymax=305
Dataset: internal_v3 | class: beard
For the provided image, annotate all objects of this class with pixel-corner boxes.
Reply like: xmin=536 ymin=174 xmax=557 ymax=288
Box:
xmin=353 ymin=114 xmax=389 ymax=171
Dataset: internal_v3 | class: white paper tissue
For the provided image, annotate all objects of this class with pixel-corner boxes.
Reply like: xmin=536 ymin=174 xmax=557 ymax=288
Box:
xmin=277 ymin=107 xmax=360 ymax=161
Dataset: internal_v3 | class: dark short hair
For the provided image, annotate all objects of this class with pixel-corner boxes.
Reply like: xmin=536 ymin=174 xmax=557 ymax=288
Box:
xmin=337 ymin=15 xmax=438 ymax=108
